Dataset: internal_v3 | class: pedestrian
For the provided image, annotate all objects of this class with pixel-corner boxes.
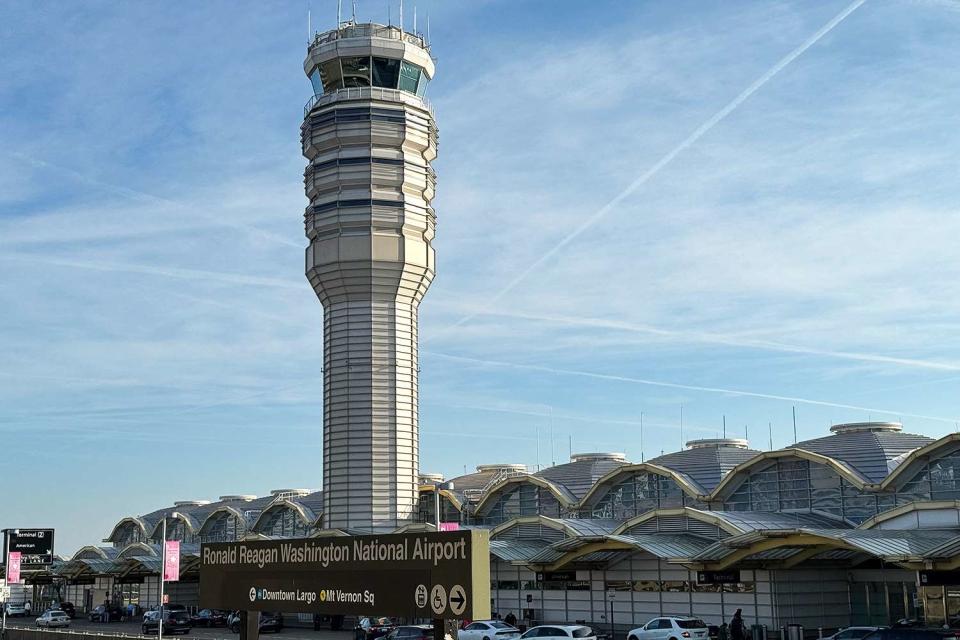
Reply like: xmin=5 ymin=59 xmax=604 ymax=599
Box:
xmin=730 ymin=609 xmax=746 ymax=640
xmin=505 ymin=612 xmax=517 ymax=628
xmin=24 ymin=601 xmax=31 ymax=616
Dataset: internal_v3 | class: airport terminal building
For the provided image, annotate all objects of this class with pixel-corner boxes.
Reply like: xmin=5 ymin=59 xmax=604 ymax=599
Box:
xmin=14 ymin=422 xmax=960 ymax=633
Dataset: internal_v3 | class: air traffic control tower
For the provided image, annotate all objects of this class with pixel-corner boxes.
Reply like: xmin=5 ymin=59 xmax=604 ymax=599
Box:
xmin=301 ymin=23 xmax=437 ymax=530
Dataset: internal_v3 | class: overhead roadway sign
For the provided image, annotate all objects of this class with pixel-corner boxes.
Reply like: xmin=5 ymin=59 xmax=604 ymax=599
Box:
xmin=199 ymin=530 xmax=490 ymax=620
xmin=4 ymin=529 xmax=55 ymax=565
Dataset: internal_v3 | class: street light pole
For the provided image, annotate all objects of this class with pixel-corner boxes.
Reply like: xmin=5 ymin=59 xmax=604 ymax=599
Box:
xmin=2 ymin=529 xmax=20 ymax=640
xmin=159 ymin=517 xmax=166 ymax=640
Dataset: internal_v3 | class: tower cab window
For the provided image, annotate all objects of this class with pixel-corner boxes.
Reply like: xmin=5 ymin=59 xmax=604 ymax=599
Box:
xmin=312 ymin=57 xmax=429 ymax=95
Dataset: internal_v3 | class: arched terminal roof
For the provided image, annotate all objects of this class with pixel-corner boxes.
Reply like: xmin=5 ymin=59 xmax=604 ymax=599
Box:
xmin=793 ymin=422 xmax=932 ymax=483
xmin=534 ymin=453 xmax=629 ymax=500
xmin=646 ymin=439 xmax=761 ymax=492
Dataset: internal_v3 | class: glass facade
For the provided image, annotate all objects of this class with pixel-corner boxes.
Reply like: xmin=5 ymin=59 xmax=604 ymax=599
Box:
xmin=479 ymin=484 xmax=563 ymax=525
xmin=200 ymin=511 xmax=245 ymax=543
xmin=586 ymin=473 xmax=701 ymax=519
xmin=415 ymin=491 xmax=460 ymax=524
xmin=896 ymin=449 xmax=960 ymax=502
xmin=112 ymin=523 xmax=144 ymax=547
xmin=310 ymin=57 xmax=429 ymax=96
xmin=256 ymin=507 xmax=310 ymax=538
xmin=724 ymin=458 xmax=886 ymax=524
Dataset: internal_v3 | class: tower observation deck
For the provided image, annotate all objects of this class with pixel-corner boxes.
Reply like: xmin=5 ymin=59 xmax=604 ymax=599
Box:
xmin=302 ymin=22 xmax=437 ymax=530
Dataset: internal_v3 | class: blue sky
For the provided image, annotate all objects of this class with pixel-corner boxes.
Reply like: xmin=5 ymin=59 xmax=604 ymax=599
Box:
xmin=2 ymin=0 xmax=959 ymax=554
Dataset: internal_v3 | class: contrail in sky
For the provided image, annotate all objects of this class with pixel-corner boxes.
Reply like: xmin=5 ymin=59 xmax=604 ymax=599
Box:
xmin=474 ymin=309 xmax=960 ymax=372
xmin=425 ymin=351 xmax=958 ymax=425
xmin=8 ymin=151 xmax=301 ymax=249
xmin=437 ymin=0 xmax=868 ymax=336
xmin=0 ymin=253 xmax=302 ymax=290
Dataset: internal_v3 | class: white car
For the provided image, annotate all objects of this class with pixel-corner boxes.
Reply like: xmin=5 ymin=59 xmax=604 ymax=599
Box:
xmin=4 ymin=602 xmax=26 ymax=617
xmin=825 ymin=628 xmax=884 ymax=640
xmin=628 ymin=617 xmax=709 ymax=640
xmin=36 ymin=611 xmax=71 ymax=628
xmin=520 ymin=625 xmax=596 ymax=640
xmin=461 ymin=621 xmax=521 ymax=640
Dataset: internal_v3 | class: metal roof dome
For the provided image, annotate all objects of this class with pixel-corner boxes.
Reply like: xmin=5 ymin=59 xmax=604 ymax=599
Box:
xmin=794 ymin=423 xmax=932 ymax=482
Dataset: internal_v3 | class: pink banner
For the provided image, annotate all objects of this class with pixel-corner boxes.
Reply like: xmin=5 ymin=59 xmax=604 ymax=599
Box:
xmin=163 ymin=541 xmax=180 ymax=582
xmin=439 ymin=522 xmax=460 ymax=532
xmin=6 ymin=551 xmax=21 ymax=584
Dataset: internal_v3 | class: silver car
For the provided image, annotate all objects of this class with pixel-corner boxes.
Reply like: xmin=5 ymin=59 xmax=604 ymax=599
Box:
xmin=36 ymin=611 xmax=71 ymax=628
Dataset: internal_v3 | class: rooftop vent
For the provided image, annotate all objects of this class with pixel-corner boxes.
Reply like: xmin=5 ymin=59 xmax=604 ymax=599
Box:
xmin=418 ymin=473 xmax=444 ymax=484
xmin=830 ymin=421 xmax=902 ymax=435
xmin=476 ymin=463 xmax=527 ymax=473
xmin=172 ymin=500 xmax=210 ymax=507
xmin=269 ymin=488 xmax=312 ymax=498
xmin=218 ymin=495 xmax=257 ymax=502
xmin=685 ymin=438 xmax=750 ymax=450
xmin=570 ymin=452 xmax=627 ymax=463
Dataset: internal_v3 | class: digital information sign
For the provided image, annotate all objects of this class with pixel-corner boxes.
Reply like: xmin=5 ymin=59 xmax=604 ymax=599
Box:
xmin=199 ymin=530 xmax=490 ymax=620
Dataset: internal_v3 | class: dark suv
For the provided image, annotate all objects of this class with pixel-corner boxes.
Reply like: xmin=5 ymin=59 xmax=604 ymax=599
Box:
xmin=142 ymin=610 xmax=192 ymax=636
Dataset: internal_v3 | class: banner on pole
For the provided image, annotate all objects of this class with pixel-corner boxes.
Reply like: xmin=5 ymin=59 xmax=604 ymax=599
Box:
xmin=163 ymin=541 xmax=180 ymax=582
xmin=6 ymin=552 xmax=22 ymax=584
xmin=439 ymin=522 xmax=460 ymax=532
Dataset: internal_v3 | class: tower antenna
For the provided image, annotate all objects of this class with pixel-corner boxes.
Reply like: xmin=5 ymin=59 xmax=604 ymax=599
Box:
xmin=792 ymin=405 xmax=798 ymax=444
xmin=722 ymin=414 xmax=726 ymax=438
xmin=414 ymin=5 xmax=417 ymax=34
xmin=307 ymin=4 xmax=312 ymax=44
xmin=769 ymin=422 xmax=773 ymax=450
xmin=640 ymin=412 xmax=645 ymax=462
xmin=351 ymin=0 xmax=356 ymax=22
xmin=388 ymin=2 xmax=391 ymax=26
xmin=399 ymin=0 xmax=403 ymax=31
xmin=426 ymin=13 xmax=430 ymax=44
xmin=337 ymin=0 xmax=342 ymax=26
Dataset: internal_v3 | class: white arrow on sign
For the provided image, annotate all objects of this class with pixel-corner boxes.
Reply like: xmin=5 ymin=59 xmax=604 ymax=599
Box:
xmin=448 ymin=584 xmax=467 ymax=616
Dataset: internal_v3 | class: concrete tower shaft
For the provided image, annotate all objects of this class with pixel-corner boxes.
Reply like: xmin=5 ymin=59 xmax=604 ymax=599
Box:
xmin=302 ymin=23 xmax=437 ymax=531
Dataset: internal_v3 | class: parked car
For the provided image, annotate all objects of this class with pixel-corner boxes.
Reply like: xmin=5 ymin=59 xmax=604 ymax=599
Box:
xmin=36 ymin=611 xmax=71 ymax=629
xmin=520 ymin=626 xmax=597 ymax=640
xmin=356 ymin=617 xmax=401 ymax=640
xmin=827 ymin=628 xmax=885 ymax=640
xmin=89 ymin=605 xmax=124 ymax=622
xmin=192 ymin=609 xmax=229 ymax=627
xmin=142 ymin=610 xmax=193 ymax=636
xmin=4 ymin=603 xmax=26 ymax=617
xmin=628 ymin=618 xmax=709 ymax=640
xmin=385 ymin=625 xmax=435 ymax=640
xmin=460 ymin=621 xmax=522 ymax=640
xmin=228 ymin=611 xmax=284 ymax=634
xmin=58 ymin=602 xmax=77 ymax=619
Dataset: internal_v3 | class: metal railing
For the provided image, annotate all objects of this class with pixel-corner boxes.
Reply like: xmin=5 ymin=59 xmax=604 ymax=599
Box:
xmin=309 ymin=23 xmax=428 ymax=51
xmin=303 ymin=87 xmax=434 ymax=117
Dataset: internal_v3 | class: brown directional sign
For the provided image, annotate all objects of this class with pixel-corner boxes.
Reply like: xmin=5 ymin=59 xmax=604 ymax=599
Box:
xmin=199 ymin=530 xmax=490 ymax=620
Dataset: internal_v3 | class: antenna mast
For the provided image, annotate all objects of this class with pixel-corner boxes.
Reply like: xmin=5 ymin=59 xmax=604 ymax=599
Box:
xmin=792 ymin=406 xmax=798 ymax=444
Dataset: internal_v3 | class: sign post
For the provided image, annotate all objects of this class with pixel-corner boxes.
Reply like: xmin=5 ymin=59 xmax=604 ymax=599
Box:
xmin=199 ymin=530 xmax=491 ymax=624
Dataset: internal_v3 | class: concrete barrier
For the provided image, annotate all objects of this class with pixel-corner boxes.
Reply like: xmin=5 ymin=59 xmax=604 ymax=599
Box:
xmin=7 ymin=628 xmax=147 ymax=640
